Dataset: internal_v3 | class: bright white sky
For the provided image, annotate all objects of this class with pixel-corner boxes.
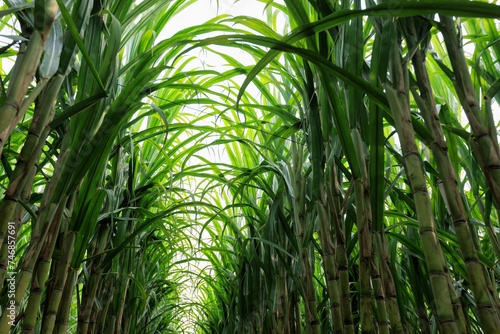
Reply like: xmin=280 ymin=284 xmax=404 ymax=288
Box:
xmin=166 ymin=0 xmax=267 ymax=31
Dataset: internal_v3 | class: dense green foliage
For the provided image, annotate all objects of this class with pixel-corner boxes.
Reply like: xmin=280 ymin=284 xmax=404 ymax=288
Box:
xmin=1 ymin=0 xmax=500 ymax=333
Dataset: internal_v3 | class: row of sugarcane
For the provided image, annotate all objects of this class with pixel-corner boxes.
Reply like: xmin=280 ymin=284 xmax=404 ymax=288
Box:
xmin=193 ymin=1 xmax=500 ymax=333
xmin=0 ymin=0 xmax=223 ymax=332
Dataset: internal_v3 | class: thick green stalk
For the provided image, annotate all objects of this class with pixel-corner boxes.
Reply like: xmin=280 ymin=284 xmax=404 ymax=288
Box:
xmin=405 ymin=18 xmax=500 ymax=332
xmin=77 ymin=222 xmax=111 ymax=334
xmin=0 ymin=0 xmax=58 ymax=135
xmin=440 ymin=15 xmax=500 ymax=211
xmin=0 ymin=77 xmax=48 ymax=158
xmin=368 ymin=20 xmax=405 ymax=333
xmin=105 ymin=316 xmax=116 ymax=334
xmin=316 ymin=201 xmax=343 ymax=333
xmin=0 ymin=169 xmax=36 ymax=291
xmin=95 ymin=280 xmax=114 ymax=334
xmin=55 ymin=268 xmax=77 ymax=334
xmin=326 ymin=171 xmax=354 ymax=334
xmin=445 ymin=269 xmax=469 ymax=334
xmin=370 ymin=259 xmax=389 ymax=334
xmin=0 ymin=198 xmax=64 ymax=334
xmin=22 ymin=191 xmax=75 ymax=333
xmin=386 ymin=44 xmax=458 ymax=334
xmin=114 ymin=276 xmax=130 ymax=332
xmin=88 ymin=288 xmax=101 ymax=334
xmin=373 ymin=230 xmax=404 ymax=333
xmin=354 ymin=179 xmax=373 ymax=333
xmin=408 ymin=255 xmax=431 ymax=334
xmin=0 ymin=74 xmax=63 ymax=256
xmin=293 ymin=298 xmax=301 ymax=333
xmin=352 ymin=129 xmax=373 ymax=334
xmin=0 ymin=206 xmax=22 ymax=291
xmin=20 ymin=260 xmax=51 ymax=333
xmin=290 ymin=138 xmax=320 ymax=334
xmin=0 ymin=128 xmax=67 ymax=333
xmin=41 ymin=232 xmax=76 ymax=334
xmin=276 ymin=263 xmax=289 ymax=333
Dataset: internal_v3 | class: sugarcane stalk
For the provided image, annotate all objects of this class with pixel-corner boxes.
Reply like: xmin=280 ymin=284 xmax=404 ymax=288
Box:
xmin=370 ymin=258 xmax=389 ymax=334
xmin=439 ymin=15 xmax=500 ymax=212
xmin=373 ymin=230 xmax=404 ymax=333
xmin=114 ymin=276 xmax=130 ymax=332
xmin=0 ymin=74 xmax=63 ymax=258
xmin=77 ymin=221 xmax=111 ymax=334
xmin=0 ymin=196 xmax=66 ymax=334
xmin=351 ymin=129 xmax=374 ymax=334
xmin=367 ymin=21 xmax=405 ymax=333
xmin=290 ymin=136 xmax=320 ymax=334
xmin=88 ymin=291 xmax=101 ymax=334
xmin=404 ymin=18 xmax=500 ymax=332
xmin=325 ymin=169 xmax=354 ymax=334
xmin=55 ymin=267 xmax=77 ymax=334
xmin=95 ymin=280 xmax=114 ymax=334
xmin=0 ymin=0 xmax=58 ymax=136
xmin=293 ymin=297 xmax=301 ymax=333
xmin=0 ymin=77 xmax=49 ymax=158
xmin=0 ymin=206 xmax=22 ymax=291
xmin=408 ymin=255 xmax=432 ymax=334
xmin=276 ymin=262 xmax=288 ymax=333
xmin=444 ymin=268 xmax=469 ymax=334
xmin=0 ymin=172 xmax=35 ymax=291
xmin=22 ymin=190 xmax=75 ymax=333
xmin=316 ymin=201 xmax=343 ymax=333
xmin=105 ymin=316 xmax=116 ymax=334
xmin=386 ymin=42 xmax=458 ymax=333
xmin=20 ymin=259 xmax=51 ymax=333
xmin=41 ymin=231 xmax=76 ymax=334
xmin=21 ymin=194 xmax=69 ymax=333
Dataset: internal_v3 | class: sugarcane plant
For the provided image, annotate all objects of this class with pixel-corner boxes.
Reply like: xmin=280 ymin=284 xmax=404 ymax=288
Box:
xmin=2 ymin=0 xmax=500 ymax=333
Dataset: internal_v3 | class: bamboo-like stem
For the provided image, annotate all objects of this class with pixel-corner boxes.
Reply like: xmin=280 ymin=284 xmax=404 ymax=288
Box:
xmin=316 ymin=201 xmax=343 ymax=333
xmin=0 ymin=128 xmax=68 ymax=333
xmin=0 ymin=196 xmax=66 ymax=333
xmin=0 ymin=165 xmax=37 ymax=291
xmin=114 ymin=276 xmax=130 ymax=332
xmin=386 ymin=43 xmax=458 ymax=334
xmin=21 ymin=191 xmax=70 ymax=333
xmin=290 ymin=137 xmax=320 ymax=334
xmin=77 ymin=221 xmax=111 ymax=334
xmin=276 ymin=262 xmax=289 ymax=333
xmin=95 ymin=280 xmax=114 ymax=334
xmin=408 ymin=255 xmax=432 ymax=334
xmin=370 ymin=258 xmax=389 ymax=334
xmin=373 ymin=230 xmax=404 ymax=333
xmin=368 ymin=27 xmax=405 ymax=332
xmin=0 ymin=77 xmax=48 ymax=158
xmin=352 ymin=129 xmax=373 ymax=334
xmin=55 ymin=267 xmax=77 ymax=334
xmin=0 ymin=0 xmax=58 ymax=136
xmin=0 ymin=74 xmax=63 ymax=257
xmin=445 ymin=269 xmax=469 ymax=334
xmin=439 ymin=15 xmax=500 ymax=212
xmin=88 ymin=280 xmax=102 ymax=334
xmin=106 ymin=316 xmax=116 ymax=334
xmin=404 ymin=17 xmax=500 ymax=332
xmin=20 ymin=260 xmax=51 ymax=333
xmin=41 ymin=231 xmax=76 ymax=334
xmin=326 ymin=168 xmax=354 ymax=334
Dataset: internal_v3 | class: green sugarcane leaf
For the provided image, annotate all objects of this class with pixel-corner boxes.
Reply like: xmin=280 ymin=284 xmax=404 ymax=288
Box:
xmin=39 ymin=20 xmax=63 ymax=78
xmin=55 ymin=0 xmax=106 ymax=92
xmin=71 ymin=189 xmax=107 ymax=267
xmin=0 ymin=1 xmax=33 ymax=19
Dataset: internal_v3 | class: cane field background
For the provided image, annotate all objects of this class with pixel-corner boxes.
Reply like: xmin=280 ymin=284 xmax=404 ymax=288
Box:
xmin=1 ymin=0 xmax=500 ymax=333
